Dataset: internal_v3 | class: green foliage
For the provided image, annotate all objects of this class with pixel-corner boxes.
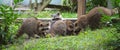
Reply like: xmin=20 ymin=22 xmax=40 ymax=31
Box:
xmin=107 ymin=15 xmax=120 ymax=50
xmin=86 ymin=0 xmax=107 ymax=11
xmin=0 ymin=0 xmax=23 ymax=46
xmin=112 ymin=0 xmax=120 ymax=17
xmin=61 ymin=11 xmax=77 ymax=18
xmin=3 ymin=28 xmax=117 ymax=50
xmin=0 ymin=5 xmax=18 ymax=45
xmin=86 ymin=0 xmax=93 ymax=11
xmin=62 ymin=0 xmax=77 ymax=12
xmin=19 ymin=11 xmax=77 ymax=18
xmin=14 ymin=0 xmax=23 ymax=5
xmin=101 ymin=15 xmax=111 ymax=23
xmin=90 ymin=0 xmax=107 ymax=7
xmin=107 ymin=23 xmax=120 ymax=50
xmin=62 ymin=0 xmax=77 ymax=7
xmin=112 ymin=0 xmax=120 ymax=8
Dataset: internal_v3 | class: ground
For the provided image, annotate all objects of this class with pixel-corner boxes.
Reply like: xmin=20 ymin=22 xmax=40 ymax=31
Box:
xmin=3 ymin=27 xmax=117 ymax=50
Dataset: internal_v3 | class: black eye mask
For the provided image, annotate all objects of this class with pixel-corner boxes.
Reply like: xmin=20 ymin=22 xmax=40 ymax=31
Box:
xmin=69 ymin=25 xmax=74 ymax=28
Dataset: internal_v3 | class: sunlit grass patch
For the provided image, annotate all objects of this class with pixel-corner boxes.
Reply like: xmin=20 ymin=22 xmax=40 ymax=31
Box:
xmin=3 ymin=28 xmax=117 ymax=50
xmin=19 ymin=11 xmax=77 ymax=18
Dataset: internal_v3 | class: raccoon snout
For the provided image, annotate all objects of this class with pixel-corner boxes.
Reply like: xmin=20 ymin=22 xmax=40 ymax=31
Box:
xmin=41 ymin=27 xmax=49 ymax=31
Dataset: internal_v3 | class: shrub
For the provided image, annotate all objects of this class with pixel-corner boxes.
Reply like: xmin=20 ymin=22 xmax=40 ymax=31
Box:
xmin=0 ymin=4 xmax=18 ymax=45
xmin=0 ymin=0 xmax=23 ymax=48
xmin=107 ymin=18 xmax=120 ymax=50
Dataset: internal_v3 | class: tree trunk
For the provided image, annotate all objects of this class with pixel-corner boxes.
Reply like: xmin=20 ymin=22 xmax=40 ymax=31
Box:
xmin=38 ymin=0 xmax=51 ymax=12
xmin=29 ymin=0 xmax=32 ymax=9
xmin=77 ymin=0 xmax=86 ymax=18
xmin=34 ymin=0 xmax=38 ymax=11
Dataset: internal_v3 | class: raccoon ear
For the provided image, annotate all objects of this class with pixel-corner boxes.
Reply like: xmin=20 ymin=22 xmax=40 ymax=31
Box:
xmin=69 ymin=25 xmax=73 ymax=28
xmin=57 ymin=12 xmax=60 ymax=15
xmin=51 ymin=14 xmax=53 ymax=17
xmin=37 ymin=21 xmax=43 ymax=27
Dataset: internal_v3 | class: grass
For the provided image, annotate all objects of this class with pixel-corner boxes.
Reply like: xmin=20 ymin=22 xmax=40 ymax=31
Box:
xmin=19 ymin=10 xmax=77 ymax=18
xmin=3 ymin=27 xmax=117 ymax=50
xmin=18 ymin=10 xmax=119 ymax=18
